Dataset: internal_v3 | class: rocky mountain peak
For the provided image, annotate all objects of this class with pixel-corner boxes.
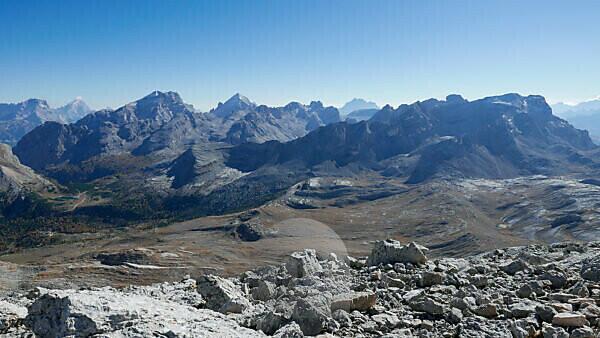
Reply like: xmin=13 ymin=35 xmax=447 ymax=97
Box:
xmin=211 ymin=93 xmax=256 ymax=118
xmin=138 ymin=90 xmax=184 ymax=106
xmin=51 ymin=97 xmax=93 ymax=123
xmin=339 ymin=98 xmax=379 ymax=115
xmin=445 ymin=94 xmax=467 ymax=104
xmin=131 ymin=91 xmax=191 ymax=121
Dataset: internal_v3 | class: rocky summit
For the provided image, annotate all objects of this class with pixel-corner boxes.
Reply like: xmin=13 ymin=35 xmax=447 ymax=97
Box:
xmin=2 ymin=240 xmax=600 ymax=337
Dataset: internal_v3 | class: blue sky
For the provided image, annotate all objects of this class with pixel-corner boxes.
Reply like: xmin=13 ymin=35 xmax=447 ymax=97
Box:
xmin=1 ymin=0 xmax=599 ymax=111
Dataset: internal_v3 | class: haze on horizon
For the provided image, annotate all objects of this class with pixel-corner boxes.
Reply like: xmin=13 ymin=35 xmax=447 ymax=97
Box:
xmin=1 ymin=0 xmax=599 ymax=111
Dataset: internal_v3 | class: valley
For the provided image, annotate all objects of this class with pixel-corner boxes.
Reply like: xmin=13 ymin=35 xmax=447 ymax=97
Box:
xmin=1 ymin=173 xmax=598 ymax=290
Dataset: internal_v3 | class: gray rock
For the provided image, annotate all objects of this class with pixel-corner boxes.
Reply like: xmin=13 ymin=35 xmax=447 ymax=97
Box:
xmin=235 ymin=222 xmax=265 ymax=242
xmin=581 ymin=256 xmax=600 ymax=282
xmin=0 ymin=300 xmax=27 ymax=334
xmin=540 ymin=270 xmax=568 ymax=289
xmin=291 ymin=296 xmax=330 ymax=335
xmin=517 ymin=284 xmax=534 ymax=299
xmin=570 ymin=327 xmax=595 ymax=338
xmin=500 ymin=259 xmax=529 ymax=275
xmin=446 ymin=307 xmax=463 ymax=324
xmin=541 ymin=323 xmax=569 ymax=338
xmin=24 ymin=287 xmax=264 ymax=337
xmin=286 ymin=249 xmax=323 ymax=278
xmin=257 ymin=311 xmax=287 ymax=335
xmin=251 ymin=280 xmax=276 ymax=301
xmin=552 ymin=312 xmax=589 ymax=328
xmin=330 ymin=291 xmax=376 ymax=312
xmin=367 ymin=240 xmax=428 ymax=266
xmin=510 ymin=301 xmax=537 ymax=318
xmin=332 ymin=309 xmax=352 ymax=328
xmin=197 ymin=274 xmax=250 ymax=313
xmin=536 ymin=304 xmax=558 ymax=323
xmin=371 ymin=313 xmax=400 ymax=329
xmin=273 ymin=322 xmax=304 ymax=338
xmin=418 ymin=271 xmax=444 ymax=287
xmin=408 ymin=295 xmax=445 ymax=316
xmin=472 ymin=304 xmax=499 ymax=318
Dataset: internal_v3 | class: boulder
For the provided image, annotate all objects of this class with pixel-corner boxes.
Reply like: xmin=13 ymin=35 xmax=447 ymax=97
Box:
xmin=235 ymin=222 xmax=265 ymax=242
xmin=535 ymin=304 xmax=557 ymax=323
xmin=540 ymin=271 xmax=568 ymax=289
xmin=330 ymin=292 xmax=376 ymax=312
xmin=408 ymin=296 xmax=445 ymax=316
xmin=273 ymin=322 xmax=304 ymax=338
xmin=472 ymin=304 xmax=499 ymax=318
xmin=541 ymin=323 xmax=569 ymax=338
xmin=417 ymin=271 xmax=444 ymax=287
xmin=286 ymin=249 xmax=323 ymax=278
xmin=367 ymin=240 xmax=428 ymax=266
xmin=551 ymin=312 xmax=589 ymax=328
xmin=292 ymin=296 xmax=331 ymax=336
xmin=509 ymin=301 xmax=537 ymax=318
xmin=257 ymin=311 xmax=287 ymax=335
xmin=500 ymin=259 xmax=529 ymax=275
xmin=0 ymin=300 xmax=27 ymax=334
xmin=371 ymin=313 xmax=400 ymax=329
xmin=570 ymin=327 xmax=595 ymax=338
xmin=24 ymin=288 xmax=264 ymax=337
xmin=581 ymin=256 xmax=600 ymax=282
xmin=251 ymin=280 xmax=276 ymax=301
xmin=446 ymin=307 xmax=463 ymax=324
xmin=197 ymin=275 xmax=250 ymax=314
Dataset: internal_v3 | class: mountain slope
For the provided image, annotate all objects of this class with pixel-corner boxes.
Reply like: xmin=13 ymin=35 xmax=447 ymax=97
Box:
xmin=0 ymin=99 xmax=52 ymax=145
xmin=14 ymin=91 xmax=191 ymax=171
xmin=0 ymin=98 xmax=93 ymax=146
xmin=227 ymin=94 xmax=597 ymax=183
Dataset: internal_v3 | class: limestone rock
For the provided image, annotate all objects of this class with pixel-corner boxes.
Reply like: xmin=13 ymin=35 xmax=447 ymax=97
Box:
xmin=286 ymin=249 xmax=323 ymax=278
xmin=292 ymin=296 xmax=330 ymax=335
xmin=330 ymin=292 xmax=376 ymax=313
xmin=24 ymin=287 xmax=264 ymax=337
xmin=581 ymin=256 xmax=600 ymax=282
xmin=197 ymin=274 xmax=250 ymax=314
xmin=367 ymin=240 xmax=428 ymax=266
xmin=551 ymin=312 xmax=589 ymax=328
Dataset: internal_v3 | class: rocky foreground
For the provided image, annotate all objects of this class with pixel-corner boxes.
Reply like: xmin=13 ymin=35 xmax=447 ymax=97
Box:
xmin=2 ymin=240 xmax=600 ymax=337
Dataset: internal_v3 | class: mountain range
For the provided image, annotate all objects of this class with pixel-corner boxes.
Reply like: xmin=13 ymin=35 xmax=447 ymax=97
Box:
xmin=0 ymin=90 xmax=599 ymax=253
xmin=0 ymin=98 xmax=92 ymax=145
xmin=552 ymin=98 xmax=600 ymax=143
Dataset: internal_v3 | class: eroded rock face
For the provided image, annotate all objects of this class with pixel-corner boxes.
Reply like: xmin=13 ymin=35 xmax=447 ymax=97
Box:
xmin=581 ymin=256 xmax=600 ymax=282
xmin=0 ymin=300 xmax=27 ymax=334
xmin=285 ymin=249 xmax=323 ymax=278
xmin=3 ymin=240 xmax=600 ymax=337
xmin=197 ymin=275 xmax=250 ymax=314
xmin=367 ymin=240 xmax=428 ymax=266
xmin=23 ymin=282 xmax=263 ymax=337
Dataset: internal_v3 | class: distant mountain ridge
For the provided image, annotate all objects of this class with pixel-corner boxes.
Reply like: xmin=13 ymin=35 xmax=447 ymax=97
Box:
xmin=14 ymin=91 xmax=342 ymax=175
xmin=228 ymin=93 xmax=597 ymax=183
xmin=0 ymin=98 xmax=92 ymax=145
xmin=2 ymin=90 xmax=600 ymax=235
xmin=552 ymin=98 xmax=600 ymax=143
xmin=339 ymin=98 xmax=379 ymax=116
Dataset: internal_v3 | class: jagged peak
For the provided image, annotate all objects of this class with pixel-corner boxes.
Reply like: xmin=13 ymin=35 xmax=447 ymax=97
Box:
xmin=211 ymin=93 xmax=256 ymax=118
xmin=139 ymin=90 xmax=184 ymax=104
xmin=226 ymin=93 xmax=253 ymax=106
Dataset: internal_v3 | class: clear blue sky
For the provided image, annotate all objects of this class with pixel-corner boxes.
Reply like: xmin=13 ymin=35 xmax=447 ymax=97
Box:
xmin=1 ymin=0 xmax=599 ymax=111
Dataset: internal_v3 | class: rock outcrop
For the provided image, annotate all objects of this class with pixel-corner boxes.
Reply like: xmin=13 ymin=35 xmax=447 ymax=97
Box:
xmin=2 ymin=241 xmax=600 ymax=337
